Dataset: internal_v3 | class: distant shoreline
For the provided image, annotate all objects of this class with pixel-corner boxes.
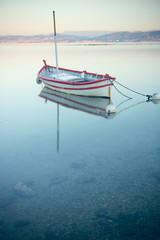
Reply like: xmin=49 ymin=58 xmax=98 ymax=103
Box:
xmin=0 ymin=30 xmax=160 ymax=44
xmin=0 ymin=42 xmax=160 ymax=45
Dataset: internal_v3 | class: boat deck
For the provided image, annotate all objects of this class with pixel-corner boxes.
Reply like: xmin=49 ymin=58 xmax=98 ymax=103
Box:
xmin=40 ymin=67 xmax=101 ymax=83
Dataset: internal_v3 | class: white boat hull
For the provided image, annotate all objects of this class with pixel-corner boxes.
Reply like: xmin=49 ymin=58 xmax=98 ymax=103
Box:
xmin=37 ymin=64 xmax=115 ymax=98
xmin=42 ymin=78 xmax=112 ymax=97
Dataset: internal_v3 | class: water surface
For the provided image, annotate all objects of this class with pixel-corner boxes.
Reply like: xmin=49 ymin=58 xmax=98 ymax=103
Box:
xmin=0 ymin=43 xmax=160 ymax=240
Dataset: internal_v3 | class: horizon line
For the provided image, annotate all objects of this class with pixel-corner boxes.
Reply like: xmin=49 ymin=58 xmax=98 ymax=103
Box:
xmin=0 ymin=29 xmax=160 ymax=36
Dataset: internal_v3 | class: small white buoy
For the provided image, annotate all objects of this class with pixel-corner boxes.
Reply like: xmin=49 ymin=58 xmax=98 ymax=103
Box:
xmin=106 ymin=104 xmax=116 ymax=114
xmin=36 ymin=77 xmax=42 ymax=84
xmin=152 ymin=93 xmax=160 ymax=104
xmin=152 ymin=93 xmax=160 ymax=100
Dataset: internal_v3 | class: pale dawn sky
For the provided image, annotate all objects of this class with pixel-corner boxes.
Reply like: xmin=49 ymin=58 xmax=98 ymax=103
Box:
xmin=0 ymin=0 xmax=159 ymax=35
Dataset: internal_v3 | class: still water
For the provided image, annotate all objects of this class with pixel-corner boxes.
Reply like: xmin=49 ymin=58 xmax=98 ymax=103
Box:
xmin=0 ymin=43 xmax=160 ymax=240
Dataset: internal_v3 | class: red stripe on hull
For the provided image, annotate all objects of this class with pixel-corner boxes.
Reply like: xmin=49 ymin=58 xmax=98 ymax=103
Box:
xmin=38 ymin=75 xmax=112 ymax=86
xmin=43 ymin=82 xmax=113 ymax=91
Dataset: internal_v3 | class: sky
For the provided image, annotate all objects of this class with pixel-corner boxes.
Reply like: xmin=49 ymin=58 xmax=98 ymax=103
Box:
xmin=0 ymin=0 xmax=160 ymax=35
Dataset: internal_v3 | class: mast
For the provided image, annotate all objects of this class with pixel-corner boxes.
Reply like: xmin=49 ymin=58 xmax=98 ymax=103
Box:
xmin=53 ymin=11 xmax=59 ymax=74
xmin=57 ymin=104 xmax=60 ymax=152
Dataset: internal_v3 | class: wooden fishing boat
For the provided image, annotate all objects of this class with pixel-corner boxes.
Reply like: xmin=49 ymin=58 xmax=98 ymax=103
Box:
xmin=37 ymin=11 xmax=116 ymax=98
xmin=37 ymin=62 xmax=115 ymax=98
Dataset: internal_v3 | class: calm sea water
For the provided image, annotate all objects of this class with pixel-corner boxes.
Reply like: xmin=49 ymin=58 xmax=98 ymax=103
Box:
xmin=0 ymin=43 xmax=160 ymax=240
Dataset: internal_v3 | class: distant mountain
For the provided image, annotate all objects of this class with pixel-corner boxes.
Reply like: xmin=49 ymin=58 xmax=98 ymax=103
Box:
xmin=63 ymin=31 xmax=113 ymax=37
xmin=0 ymin=33 xmax=88 ymax=43
xmin=91 ymin=31 xmax=160 ymax=42
xmin=0 ymin=31 xmax=160 ymax=43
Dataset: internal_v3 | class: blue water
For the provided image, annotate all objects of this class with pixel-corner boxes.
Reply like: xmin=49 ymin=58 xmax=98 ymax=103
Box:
xmin=0 ymin=43 xmax=160 ymax=240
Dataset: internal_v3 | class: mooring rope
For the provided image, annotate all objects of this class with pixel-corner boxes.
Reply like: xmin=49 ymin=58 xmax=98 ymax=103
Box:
xmin=113 ymin=83 xmax=132 ymax=99
xmin=110 ymin=79 xmax=152 ymax=99
xmin=114 ymin=79 xmax=146 ymax=97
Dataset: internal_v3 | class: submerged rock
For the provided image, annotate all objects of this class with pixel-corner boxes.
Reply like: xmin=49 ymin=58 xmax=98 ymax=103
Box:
xmin=76 ymin=176 xmax=95 ymax=184
xmin=71 ymin=161 xmax=86 ymax=169
xmin=14 ymin=181 xmax=34 ymax=197
xmin=49 ymin=176 xmax=68 ymax=185
xmin=23 ymin=180 xmax=35 ymax=187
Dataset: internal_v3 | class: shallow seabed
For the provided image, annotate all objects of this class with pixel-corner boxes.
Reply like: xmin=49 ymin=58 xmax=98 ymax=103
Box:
xmin=0 ymin=43 xmax=160 ymax=240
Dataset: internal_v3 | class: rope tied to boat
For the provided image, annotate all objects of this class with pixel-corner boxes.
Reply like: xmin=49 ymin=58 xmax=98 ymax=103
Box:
xmin=110 ymin=79 xmax=152 ymax=100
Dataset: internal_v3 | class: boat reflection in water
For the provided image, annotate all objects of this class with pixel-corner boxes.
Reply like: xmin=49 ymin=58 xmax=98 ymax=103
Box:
xmin=38 ymin=87 xmax=159 ymax=152
xmin=39 ymin=86 xmax=116 ymax=119
xmin=39 ymin=87 xmax=116 ymax=152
